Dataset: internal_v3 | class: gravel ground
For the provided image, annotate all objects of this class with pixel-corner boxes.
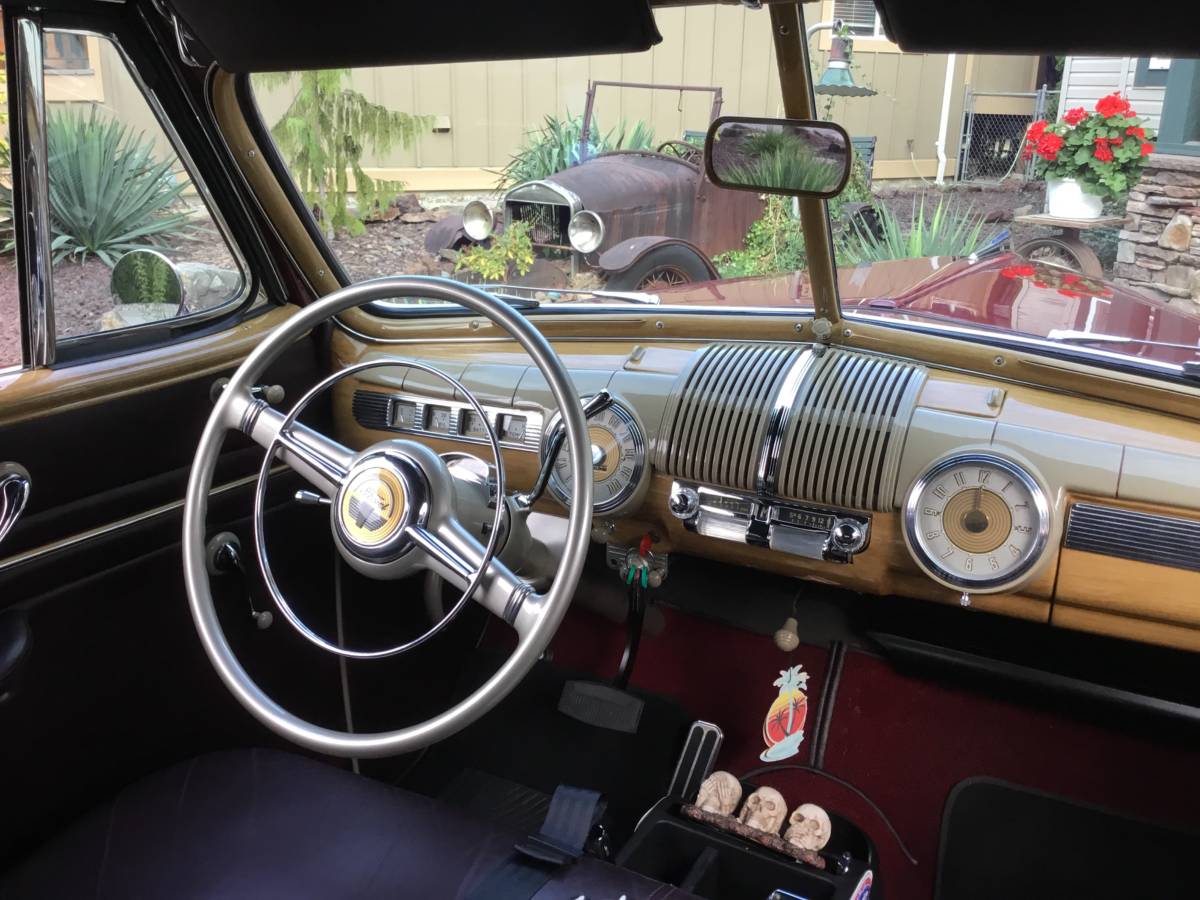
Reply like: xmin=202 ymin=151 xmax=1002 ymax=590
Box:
xmin=327 ymin=214 xmax=449 ymax=282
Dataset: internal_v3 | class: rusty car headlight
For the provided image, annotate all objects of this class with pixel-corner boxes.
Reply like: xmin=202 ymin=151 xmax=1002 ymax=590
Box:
xmin=568 ymin=210 xmax=604 ymax=254
xmin=462 ymin=200 xmax=495 ymax=242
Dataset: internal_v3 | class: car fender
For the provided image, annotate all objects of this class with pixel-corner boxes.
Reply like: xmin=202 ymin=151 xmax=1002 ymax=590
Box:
xmin=596 ymin=236 xmax=719 ymax=279
xmin=424 ymin=214 xmax=469 ymax=254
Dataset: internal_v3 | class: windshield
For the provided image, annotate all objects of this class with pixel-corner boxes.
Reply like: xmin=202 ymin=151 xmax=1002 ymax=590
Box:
xmin=248 ymin=3 xmax=1200 ymax=369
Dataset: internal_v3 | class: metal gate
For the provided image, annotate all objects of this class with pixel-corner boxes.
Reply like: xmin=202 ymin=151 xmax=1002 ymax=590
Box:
xmin=957 ymin=86 xmax=1060 ymax=184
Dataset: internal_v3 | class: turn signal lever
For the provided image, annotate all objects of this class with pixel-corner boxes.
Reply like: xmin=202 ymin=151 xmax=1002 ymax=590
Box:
xmin=206 ymin=532 xmax=273 ymax=630
xmin=513 ymin=390 xmax=614 ymax=513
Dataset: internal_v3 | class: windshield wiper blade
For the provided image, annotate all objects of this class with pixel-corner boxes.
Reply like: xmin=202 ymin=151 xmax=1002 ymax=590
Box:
xmin=1046 ymin=329 xmax=1200 ymax=354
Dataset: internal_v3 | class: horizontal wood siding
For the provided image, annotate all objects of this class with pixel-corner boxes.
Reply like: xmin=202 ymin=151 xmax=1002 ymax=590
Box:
xmin=1062 ymin=57 xmax=1164 ymax=130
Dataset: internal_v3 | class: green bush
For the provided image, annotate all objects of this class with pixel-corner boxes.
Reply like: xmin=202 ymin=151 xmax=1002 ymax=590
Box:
xmin=837 ymin=193 xmax=992 ymax=264
xmin=719 ymin=134 xmax=844 ymax=194
xmin=46 ymin=107 xmax=196 ymax=266
xmin=499 ymin=113 xmax=655 ymax=186
xmin=455 ymin=220 xmax=535 ymax=282
xmin=713 ymin=197 xmax=807 ymax=278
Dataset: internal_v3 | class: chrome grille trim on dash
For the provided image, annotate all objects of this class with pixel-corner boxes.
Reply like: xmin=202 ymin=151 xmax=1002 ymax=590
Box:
xmin=654 ymin=343 xmax=808 ymax=493
xmin=1065 ymin=503 xmax=1200 ymax=573
xmin=776 ymin=350 xmax=926 ymax=512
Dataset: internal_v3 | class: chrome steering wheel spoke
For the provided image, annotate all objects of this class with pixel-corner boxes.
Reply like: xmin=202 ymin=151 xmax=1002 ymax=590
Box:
xmin=407 ymin=519 xmax=539 ymax=641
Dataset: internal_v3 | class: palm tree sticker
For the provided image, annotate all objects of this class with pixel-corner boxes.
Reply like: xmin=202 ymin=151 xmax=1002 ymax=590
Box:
xmin=761 ymin=665 xmax=810 ymax=761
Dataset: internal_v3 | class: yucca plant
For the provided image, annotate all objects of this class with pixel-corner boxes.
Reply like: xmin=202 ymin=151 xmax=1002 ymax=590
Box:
xmin=498 ymin=113 xmax=656 ymax=187
xmin=837 ymin=193 xmax=992 ymax=264
xmin=46 ymin=107 xmax=196 ymax=266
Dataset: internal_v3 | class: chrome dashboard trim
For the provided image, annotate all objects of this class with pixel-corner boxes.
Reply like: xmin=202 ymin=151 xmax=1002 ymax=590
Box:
xmin=1065 ymin=502 xmax=1200 ymax=573
xmin=350 ymin=387 xmax=545 ymax=453
xmin=755 ymin=349 xmax=814 ymax=495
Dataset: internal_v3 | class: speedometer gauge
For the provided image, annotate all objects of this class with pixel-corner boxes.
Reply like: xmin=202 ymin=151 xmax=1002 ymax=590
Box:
xmin=903 ymin=452 xmax=1051 ymax=593
xmin=542 ymin=397 xmax=649 ymax=516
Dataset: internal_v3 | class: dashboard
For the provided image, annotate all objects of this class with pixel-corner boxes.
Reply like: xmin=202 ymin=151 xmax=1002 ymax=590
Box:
xmin=330 ymin=327 xmax=1200 ymax=654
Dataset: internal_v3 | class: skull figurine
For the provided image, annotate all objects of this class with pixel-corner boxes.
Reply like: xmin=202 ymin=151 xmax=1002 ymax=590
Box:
xmin=695 ymin=771 xmax=742 ymax=816
xmin=784 ymin=803 xmax=832 ymax=851
xmin=737 ymin=786 xmax=787 ymax=835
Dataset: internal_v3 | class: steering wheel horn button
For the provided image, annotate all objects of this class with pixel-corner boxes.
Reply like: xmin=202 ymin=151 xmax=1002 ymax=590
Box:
xmin=333 ymin=453 xmax=427 ymax=561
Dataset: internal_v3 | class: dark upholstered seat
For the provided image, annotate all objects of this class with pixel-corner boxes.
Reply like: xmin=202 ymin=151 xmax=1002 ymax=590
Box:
xmin=1 ymin=749 xmax=694 ymax=899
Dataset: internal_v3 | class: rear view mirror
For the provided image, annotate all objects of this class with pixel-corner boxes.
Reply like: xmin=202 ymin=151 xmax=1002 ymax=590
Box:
xmin=704 ymin=116 xmax=852 ymax=199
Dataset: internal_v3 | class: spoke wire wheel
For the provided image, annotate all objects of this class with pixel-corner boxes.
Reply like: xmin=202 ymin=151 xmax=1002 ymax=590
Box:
xmin=638 ymin=265 xmax=692 ymax=290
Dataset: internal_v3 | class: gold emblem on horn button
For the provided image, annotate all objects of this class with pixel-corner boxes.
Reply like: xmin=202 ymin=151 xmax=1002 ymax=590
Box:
xmin=340 ymin=467 xmax=406 ymax=547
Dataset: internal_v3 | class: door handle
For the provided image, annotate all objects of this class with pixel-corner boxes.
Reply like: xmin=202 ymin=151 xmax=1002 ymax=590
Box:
xmin=0 ymin=463 xmax=31 ymax=547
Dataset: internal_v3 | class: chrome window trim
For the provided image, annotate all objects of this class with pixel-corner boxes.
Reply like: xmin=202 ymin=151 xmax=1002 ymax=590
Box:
xmin=0 ymin=468 xmax=281 ymax=576
xmin=12 ymin=17 xmax=56 ymax=368
xmin=43 ymin=27 xmax=255 ymax=355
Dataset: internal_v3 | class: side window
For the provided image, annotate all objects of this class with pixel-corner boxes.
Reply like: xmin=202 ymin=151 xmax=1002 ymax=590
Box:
xmin=42 ymin=30 xmax=247 ymax=344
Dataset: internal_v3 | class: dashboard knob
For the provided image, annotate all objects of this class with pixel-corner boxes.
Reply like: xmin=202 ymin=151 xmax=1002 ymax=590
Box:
xmin=832 ymin=520 xmax=863 ymax=550
xmin=668 ymin=485 xmax=700 ymax=520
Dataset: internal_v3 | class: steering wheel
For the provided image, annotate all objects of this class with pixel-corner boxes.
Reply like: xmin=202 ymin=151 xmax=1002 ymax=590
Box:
xmin=183 ymin=277 xmax=592 ymax=758
xmin=656 ymin=140 xmax=702 ymax=164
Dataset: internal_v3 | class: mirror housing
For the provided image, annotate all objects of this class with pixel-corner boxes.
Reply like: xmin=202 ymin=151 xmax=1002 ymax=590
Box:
xmin=704 ymin=116 xmax=852 ymax=200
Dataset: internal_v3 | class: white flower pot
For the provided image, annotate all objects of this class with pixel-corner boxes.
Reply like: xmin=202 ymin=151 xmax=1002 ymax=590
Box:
xmin=1046 ymin=178 xmax=1104 ymax=219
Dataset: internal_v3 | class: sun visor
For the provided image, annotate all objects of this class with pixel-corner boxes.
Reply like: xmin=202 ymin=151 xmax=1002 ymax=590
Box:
xmin=875 ymin=0 xmax=1200 ymax=56
xmin=166 ymin=0 xmax=662 ymax=73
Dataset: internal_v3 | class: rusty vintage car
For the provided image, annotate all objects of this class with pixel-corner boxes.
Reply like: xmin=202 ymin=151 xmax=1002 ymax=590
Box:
xmin=426 ymin=81 xmax=764 ymax=290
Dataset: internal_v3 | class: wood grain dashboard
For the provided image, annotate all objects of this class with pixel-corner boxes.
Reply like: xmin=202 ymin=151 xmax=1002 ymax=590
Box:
xmin=330 ymin=326 xmax=1200 ymax=653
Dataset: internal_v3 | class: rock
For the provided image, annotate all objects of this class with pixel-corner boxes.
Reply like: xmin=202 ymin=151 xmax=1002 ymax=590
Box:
xmin=1134 ymin=255 xmax=1168 ymax=272
xmin=1119 ymin=229 xmax=1157 ymax=244
xmin=1164 ymin=185 xmax=1200 ymax=199
xmin=1128 ymin=191 xmax=1147 ymax=202
xmin=1147 ymin=195 xmax=1196 ymax=207
xmin=1166 ymin=264 xmax=1195 ymax=289
xmin=1137 ymin=243 xmax=1182 ymax=262
xmin=399 ymin=211 xmax=440 ymax=224
xmin=1190 ymin=269 xmax=1200 ymax=299
xmin=101 ymin=303 xmax=179 ymax=330
xmin=1013 ymin=204 xmax=1033 ymax=217
xmin=1159 ymin=212 xmax=1194 ymax=250
xmin=1117 ymin=242 xmax=1136 ymax=264
xmin=392 ymin=192 xmax=424 ymax=214
xmin=1146 ymin=153 xmax=1200 ymax=174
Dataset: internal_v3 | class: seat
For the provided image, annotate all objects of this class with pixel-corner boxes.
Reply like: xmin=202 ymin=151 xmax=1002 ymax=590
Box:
xmin=1 ymin=749 xmax=695 ymax=900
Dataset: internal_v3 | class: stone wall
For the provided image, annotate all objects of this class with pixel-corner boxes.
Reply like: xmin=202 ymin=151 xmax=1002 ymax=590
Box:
xmin=1114 ymin=153 xmax=1200 ymax=311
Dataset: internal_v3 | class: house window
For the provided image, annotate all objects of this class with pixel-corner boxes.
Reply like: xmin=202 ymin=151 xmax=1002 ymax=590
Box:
xmin=43 ymin=32 xmax=91 ymax=73
xmin=833 ymin=0 xmax=883 ymax=38
xmin=1134 ymin=57 xmax=1171 ymax=88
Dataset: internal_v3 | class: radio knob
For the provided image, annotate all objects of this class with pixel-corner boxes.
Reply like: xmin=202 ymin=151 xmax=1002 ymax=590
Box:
xmin=668 ymin=485 xmax=700 ymax=520
xmin=832 ymin=520 xmax=863 ymax=550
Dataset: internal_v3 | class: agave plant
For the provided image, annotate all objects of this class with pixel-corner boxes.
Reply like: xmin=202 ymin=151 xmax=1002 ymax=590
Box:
xmin=498 ymin=113 xmax=656 ymax=186
xmin=45 ymin=107 xmax=197 ymax=266
xmin=837 ymin=194 xmax=993 ymax=265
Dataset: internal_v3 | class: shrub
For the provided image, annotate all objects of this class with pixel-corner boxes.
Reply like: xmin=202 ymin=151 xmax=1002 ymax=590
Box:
xmin=713 ymin=197 xmax=807 ymax=278
xmin=455 ymin=220 xmax=535 ymax=282
xmin=255 ymin=70 xmax=431 ymax=238
xmin=46 ymin=107 xmax=196 ymax=266
xmin=499 ymin=113 xmax=655 ymax=186
xmin=837 ymin=194 xmax=993 ymax=265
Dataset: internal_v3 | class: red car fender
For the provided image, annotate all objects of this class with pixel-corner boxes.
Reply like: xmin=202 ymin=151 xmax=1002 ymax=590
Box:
xmin=596 ymin=235 xmax=719 ymax=279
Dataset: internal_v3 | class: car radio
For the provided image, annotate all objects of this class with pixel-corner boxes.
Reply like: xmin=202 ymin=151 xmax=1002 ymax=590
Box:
xmin=668 ymin=481 xmax=870 ymax=564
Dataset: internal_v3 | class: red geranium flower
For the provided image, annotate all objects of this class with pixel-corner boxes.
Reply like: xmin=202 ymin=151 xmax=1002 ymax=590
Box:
xmin=1036 ymin=132 xmax=1065 ymax=160
xmin=1000 ymin=264 xmax=1036 ymax=279
xmin=1142 ymin=142 xmax=1155 ymax=156
xmin=1094 ymin=139 xmax=1114 ymax=162
xmin=1108 ymin=135 xmax=1124 ymax=145
xmin=1063 ymin=107 xmax=1088 ymax=126
xmin=1095 ymin=92 xmax=1132 ymax=118
xmin=1026 ymin=120 xmax=1048 ymax=142
xmin=1126 ymin=125 xmax=1146 ymax=140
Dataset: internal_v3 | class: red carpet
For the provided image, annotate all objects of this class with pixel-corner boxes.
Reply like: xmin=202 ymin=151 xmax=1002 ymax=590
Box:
xmin=550 ymin=605 xmax=1200 ymax=899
